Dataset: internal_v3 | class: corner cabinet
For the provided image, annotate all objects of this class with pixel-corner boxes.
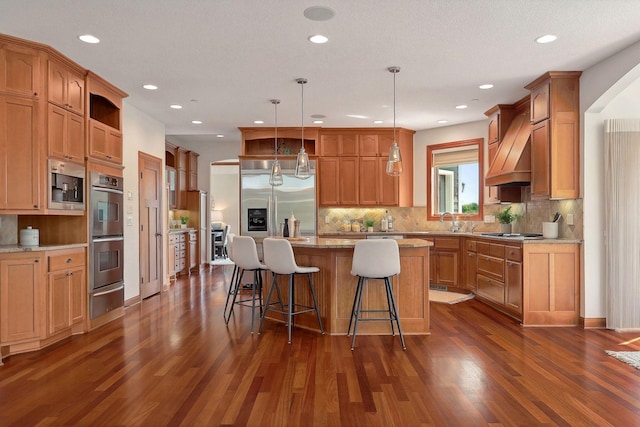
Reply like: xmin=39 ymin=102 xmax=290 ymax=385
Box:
xmin=86 ymin=71 xmax=128 ymax=166
xmin=525 ymin=71 xmax=581 ymax=199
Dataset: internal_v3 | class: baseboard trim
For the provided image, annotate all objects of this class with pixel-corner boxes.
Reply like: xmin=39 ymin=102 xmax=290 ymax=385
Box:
xmin=125 ymin=295 xmax=141 ymax=307
xmin=581 ymin=317 xmax=606 ymax=329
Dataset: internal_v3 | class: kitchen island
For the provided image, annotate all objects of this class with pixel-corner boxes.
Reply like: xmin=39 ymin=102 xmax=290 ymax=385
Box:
xmin=261 ymin=237 xmax=433 ymax=335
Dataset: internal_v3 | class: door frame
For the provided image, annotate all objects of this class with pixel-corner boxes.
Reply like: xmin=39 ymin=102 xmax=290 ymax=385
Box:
xmin=138 ymin=152 xmax=163 ymax=299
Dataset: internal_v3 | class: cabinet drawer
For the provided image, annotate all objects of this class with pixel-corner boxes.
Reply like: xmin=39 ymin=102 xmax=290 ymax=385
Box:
xmin=505 ymin=246 xmax=522 ymax=262
xmin=48 ymin=249 xmax=85 ymax=271
xmin=189 ymin=232 xmax=197 ymax=242
xmin=477 ymin=242 xmax=505 ymax=258
xmin=169 ymin=234 xmax=177 ymax=245
xmin=466 ymin=240 xmax=477 ymax=252
xmin=179 ymin=242 xmax=186 ymax=251
xmin=477 ymin=254 xmax=504 ymax=280
xmin=178 ymin=259 xmax=186 ymax=270
xmin=178 ymin=250 xmax=186 ymax=259
xmin=433 ymin=237 xmax=460 ymax=250
xmin=477 ymin=274 xmax=505 ymax=304
xmin=178 ymin=233 xmax=186 ymax=242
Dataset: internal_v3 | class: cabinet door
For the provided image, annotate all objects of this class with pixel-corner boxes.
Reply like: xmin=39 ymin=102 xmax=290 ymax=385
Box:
xmin=530 ymin=82 xmax=550 ymax=124
xmin=189 ymin=241 xmax=197 ymax=269
xmin=48 ymin=271 xmax=71 ymax=336
xmin=0 ymin=95 xmax=40 ymax=210
xmin=0 ymin=255 xmax=43 ymax=344
xmin=66 ymin=111 xmax=85 ymax=162
xmin=488 ymin=141 xmax=499 ymax=166
xmin=168 ymin=241 xmax=177 ymax=277
xmin=358 ymin=135 xmax=379 ymax=156
xmin=378 ymin=133 xmax=395 ymax=157
xmin=378 ymin=157 xmax=399 ymax=206
xmin=177 ymin=168 xmax=187 ymax=209
xmin=0 ymin=43 xmax=40 ymax=97
xmin=66 ymin=70 xmax=84 ymax=116
xmin=318 ymin=157 xmax=339 ymax=206
xmin=319 ymin=134 xmax=340 ymax=156
xmin=48 ymin=61 xmax=67 ymax=108
xmin=106 ymin=128 xmax=123 ymax=164
xmin=487 ymin=113 xmax=499 ymax=143
xmin=436 ymin=252 xmax=458 ymax=287
xmin=89 ymin=120 xmax=122 ymax=164
xmin=465 ymin=251 xmax=477 ymax=292
xmin=505 ymin=260 xmax=522 ymax=313
xmin=48 ymin=103 xmax=66 ymax=160
xmin=358 ymin=157 xmax=378 ymax=205
xmin=70 ymin=267 xmax=86 ymax=325
xmin=187 ymin=151 xmax=199 ymax=190
xmin=339 ymin=157 xmax=359 ymax=205
xmin=531 ymin=120 xmax=550 ymax=199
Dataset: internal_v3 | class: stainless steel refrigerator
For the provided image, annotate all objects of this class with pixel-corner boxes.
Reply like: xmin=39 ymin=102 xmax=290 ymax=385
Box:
xmin=240 ymin=159 xmax=316 ymax=237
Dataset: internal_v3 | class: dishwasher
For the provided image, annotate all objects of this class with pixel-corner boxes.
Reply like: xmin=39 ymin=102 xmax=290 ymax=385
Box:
xmin=366 ymin=234 xmax=404 ymax=240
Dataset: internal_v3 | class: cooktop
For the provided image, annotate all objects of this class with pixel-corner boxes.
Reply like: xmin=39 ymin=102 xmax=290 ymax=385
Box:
xmin=480 ymin=232 xmax=544 ymax=240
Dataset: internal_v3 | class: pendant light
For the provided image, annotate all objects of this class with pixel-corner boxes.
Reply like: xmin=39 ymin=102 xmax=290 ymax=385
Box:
xmin=386 ymin=66 xmax=404 ymax=176
xmin=269 ymin=99 xmax=283 ymax=186
xmin=295 ymin=78 xmax=311 ymax=179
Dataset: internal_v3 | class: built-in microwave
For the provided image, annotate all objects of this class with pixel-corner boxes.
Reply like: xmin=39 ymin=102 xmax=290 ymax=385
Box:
xmin=48 ymin=159 xmax=86 ymax=211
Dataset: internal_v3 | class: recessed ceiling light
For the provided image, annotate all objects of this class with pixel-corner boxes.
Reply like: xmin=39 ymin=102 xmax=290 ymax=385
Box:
xmin=313 ymin=120 xmax=324 ymax=124
xmin=310 ymin=114 xmax=326 ymax=119
xmin=216 ymin=134 xmax=224 ymax=138
xmin=437 ymin=120 xmax=449 ymax=124
xmin=78 ymin=34 xmax=100 ymax=44
xmin=303 ymin=6 xmax=336 ymax=21
xmin=254 ymin=120 xmax=264 ymax=124
xmin=536 ymin=34 xmax=557 ymax=44
xmin=143 ymin=84 xmax=158 ymax=90
xmin=373 ymin=120 xmax=384 ymax=124
xmin=479 ymin=84 xmax=494 ymax=90
xmin=170 ymin=104 xmax=182 ymax=109
xmin=455 ymin=104 xmax=468 ymax=109
xmin=191 ymin=120 xmax=202 ymax=124
xmin=308 ymin=35 xmax=328 ymax=44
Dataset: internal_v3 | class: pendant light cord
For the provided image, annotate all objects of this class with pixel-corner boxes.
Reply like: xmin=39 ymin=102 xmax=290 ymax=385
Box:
xmin=393 ymin=69 xmax=396 ymax=142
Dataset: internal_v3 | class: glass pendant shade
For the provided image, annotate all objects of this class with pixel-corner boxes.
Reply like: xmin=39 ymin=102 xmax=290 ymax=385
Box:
xmin=386 ymin=141 xmax=404 ymax=176
xmin=269 ymin=159 xmax=283 ymax=186
xmin=295 ymin=147 xmax=310 ymax=179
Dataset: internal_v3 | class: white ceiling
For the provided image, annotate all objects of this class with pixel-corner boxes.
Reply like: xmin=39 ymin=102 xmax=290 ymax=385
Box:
xmin=2 ymin=1 xmax=640 ymax=144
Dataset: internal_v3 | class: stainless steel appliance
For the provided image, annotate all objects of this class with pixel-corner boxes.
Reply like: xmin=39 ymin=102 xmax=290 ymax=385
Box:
xmin=89 ymin=171 xmax=125 ymax=319
xmin=48 ymin=159 xmax=85 ymax=211
xmin=240 ymin=159 xmax=316 ymax=237
xmin=480 ymin=232 xmax=543 ymax=240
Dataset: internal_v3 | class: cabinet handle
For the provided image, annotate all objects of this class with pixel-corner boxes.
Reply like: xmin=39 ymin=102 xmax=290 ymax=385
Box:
xmin=69 ymin=272 xmax=73 ymax=276
xmin=66 ymin=258 xmax=73 ymax=263
xmin=34 ymin=259 xmax=39 ymax=263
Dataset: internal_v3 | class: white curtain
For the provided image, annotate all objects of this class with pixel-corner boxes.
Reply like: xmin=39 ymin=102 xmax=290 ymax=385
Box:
xmin=604 ymin=119 xmax=640 ymax=330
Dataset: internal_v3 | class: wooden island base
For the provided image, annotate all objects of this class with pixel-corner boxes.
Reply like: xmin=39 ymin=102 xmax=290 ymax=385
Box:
xmin=260 ymin=238 xmax=432 ymax=335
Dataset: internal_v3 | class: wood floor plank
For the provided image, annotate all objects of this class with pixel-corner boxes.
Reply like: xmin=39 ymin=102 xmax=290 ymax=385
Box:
xmin=2 ymin=265 xmax=640 ymax=426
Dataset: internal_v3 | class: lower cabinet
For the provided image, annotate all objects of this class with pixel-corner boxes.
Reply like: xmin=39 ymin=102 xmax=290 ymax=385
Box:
xmin=464 ymin=239 xmax=478 ymax=292
xmin=168 ymin=233 xmax=177 ymax=280
xmin=47 ymin=248 xmax=86 ymax=337
xmin=427 ymin=237 xmax=460 ymax=288
xmin=188 ymin=230 xmax=197 ymax=271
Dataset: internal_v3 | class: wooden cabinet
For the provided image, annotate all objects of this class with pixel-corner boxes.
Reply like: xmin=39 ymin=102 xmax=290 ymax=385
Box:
xmin=46 ymin=248 xmax=86 ymax=337
xmin=86 ymin=71 xmax=127 ymax=166
xmin=88 ymin=119 xmax=122 ymax=164
xmin=188 ymin=230 xmax=197 ymax=271
xmin=0 ymin=41 xmax=41 ymax=97
xmin=339 ymin=157 xmax=359 ymax=205
xmin=175 ymin=232 xmax=187 ymax=275
xmin=48 ymin=102 xmax=84 ymax=163
xmin=318 ymin=156 xmax=359 ymax=206
xmin=523 ymin=243 xmax=579 ymax=326
xmin=484 ymin=104 xmax=517 ymax=204
xmin=48 ymin=60 xmax=84 ymax=116
xmin=525 ymin=72 xmax=581 ymax=199
xmin=187 ymin=190 xmax=208 ymax=269
xmin=423 ymin=237 xmax=460 ymax=288
xmin=0 ymin=94 xmax=41 ymax=212
xmin=240 ymin=127 xmax=319 ymax=156
xmin=319 ymin=133 xmax=357 ymax=156
xmin=168 ymin=233 xmax=177 ymax=280
xmin=176 ymin=148 xmax=188 ymax=209
xmin=358 ymin=157 xmax=399 ymax=206
xmin=464 ymin=239 xmax=478 ymax=292
xmin=187 ymin=151 xmax=199 ymax=191
xmin=0 ymin=253 xmax=44 ymax=345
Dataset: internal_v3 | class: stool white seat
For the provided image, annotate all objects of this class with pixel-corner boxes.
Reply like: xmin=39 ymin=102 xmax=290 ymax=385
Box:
xmin=224 ymin=235 xmax=266 ymax=333
xmin=348 ymin=239 xmax=405 ymax=350
xmin=258 ymin=238 xmax=324 ymax=343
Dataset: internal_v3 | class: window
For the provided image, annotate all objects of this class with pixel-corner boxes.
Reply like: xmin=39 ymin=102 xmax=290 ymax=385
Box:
xmin=427 ymin=138 xmax=484 ymax=221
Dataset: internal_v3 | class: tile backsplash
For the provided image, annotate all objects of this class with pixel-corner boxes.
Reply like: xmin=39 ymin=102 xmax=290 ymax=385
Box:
xmin=318 ymin=198 xmax=583 ymax=240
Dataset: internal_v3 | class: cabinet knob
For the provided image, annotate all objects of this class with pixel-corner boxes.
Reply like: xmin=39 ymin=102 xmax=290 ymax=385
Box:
xmin=66 ymin=258 xmax=73 ymax=263
xmin=34 ymin=259 xmax=39 ymax=263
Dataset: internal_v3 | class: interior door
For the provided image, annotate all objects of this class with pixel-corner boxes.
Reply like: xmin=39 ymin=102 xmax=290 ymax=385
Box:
xmin=139 ymin=152 xmax=163 ymax=299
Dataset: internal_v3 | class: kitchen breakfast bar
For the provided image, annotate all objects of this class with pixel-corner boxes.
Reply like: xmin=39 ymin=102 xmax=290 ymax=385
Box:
xmin=260 ymin=237 xmax=433 ymax=335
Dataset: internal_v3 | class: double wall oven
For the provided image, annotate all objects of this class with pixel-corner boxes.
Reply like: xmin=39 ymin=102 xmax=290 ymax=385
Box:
xmin=90 ymin=171 xmax=125 ymax=319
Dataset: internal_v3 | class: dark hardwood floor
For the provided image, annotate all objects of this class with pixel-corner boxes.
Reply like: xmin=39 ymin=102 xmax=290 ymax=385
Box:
xmin=1 ymin=266 xmax=640 ymax=426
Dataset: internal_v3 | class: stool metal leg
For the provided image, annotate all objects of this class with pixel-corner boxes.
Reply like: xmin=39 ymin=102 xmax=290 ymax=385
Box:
xmin=347 ymin=277 xmax=363 ymax=337
xmin=384 ymin=277 xmax=396 ymax=336
xmin=225 ymin=268 xmax=244 ymax=324
xmin=385 ymin=277 xmax=406 ymax=350
xmin=287 ymin=274 xmax=294 ymax=344
xmin=351 ymin=277 xmax=366 ymax=350
xmin=258 ymin=273 xmax=279 ymax=334
xmin=307 ymin=273 xmax=324 ymax=334
xmin=222 ymin=265 xmax=238 ymax=320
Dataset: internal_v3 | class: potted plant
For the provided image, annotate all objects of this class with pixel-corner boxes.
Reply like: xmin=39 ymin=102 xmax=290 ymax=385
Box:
xmin=364 ymin=219 xmax=375 ymax=233
xmin=496 ymin=207 xmax=519 ymax=234
xmin=180 ymin=216 xmax=189 ymax=229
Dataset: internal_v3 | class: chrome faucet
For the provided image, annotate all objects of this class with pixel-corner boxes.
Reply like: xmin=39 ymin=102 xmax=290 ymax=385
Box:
xmin=440 ymin=212 xmax=458 ymax=232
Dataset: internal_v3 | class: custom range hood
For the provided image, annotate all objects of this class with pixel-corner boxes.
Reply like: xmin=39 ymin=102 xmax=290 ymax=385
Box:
xmin=485 ymin=109 xmax=532 ymax=186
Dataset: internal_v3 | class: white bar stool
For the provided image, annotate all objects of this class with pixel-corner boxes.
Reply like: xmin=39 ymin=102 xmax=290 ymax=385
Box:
xmin=258 ymin=238 xmax=324 ymax=344
xmin=224 ymin=235 xmax=266 ymax=333
xmin=348 ymin=239 xmax=406 ymax=350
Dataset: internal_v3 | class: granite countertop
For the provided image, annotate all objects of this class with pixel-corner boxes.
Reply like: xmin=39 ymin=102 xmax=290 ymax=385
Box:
xmin=168 ymin=228 xmax=195 ymax=233
xmin=0 ymin=243 xmax=89 ymax=254
xmin=319 ymin=231 xmax=582 ymax=244
xmin=286 ymin=237 xmax=433 ymax=249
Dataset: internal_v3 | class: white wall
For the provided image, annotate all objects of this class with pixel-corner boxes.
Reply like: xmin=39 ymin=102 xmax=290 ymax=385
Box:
xmin=413 ymin=120 xmax=487 ymax=206
xmin=122 ymin=101 xmax=166 ymax=301
xmin=581 ymin=39 xmax=640 ymax=320
xmin=211 ymin=164 xmax=240 ymax=239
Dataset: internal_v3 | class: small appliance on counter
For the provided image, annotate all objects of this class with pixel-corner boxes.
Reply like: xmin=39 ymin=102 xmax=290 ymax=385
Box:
xmin=19 ymin=226 xmax=39 ymax=247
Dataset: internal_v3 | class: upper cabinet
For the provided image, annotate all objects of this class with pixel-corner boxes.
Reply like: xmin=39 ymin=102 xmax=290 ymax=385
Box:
xmin=0 ymin=41 xmax=41 ymax=98
xmin=240 ymin=127 xmax=318 ymax=156
xmin=525 ymin=71 xmax=581 ymax=200
xmin=166 ymin=142 xmax=199 ymax=209
xmin=86 ymin=71 xmax=128 ymax=166
xmin=316 ymin=128 xmax=414 ymax=207
xmin=48 ymin=59 xmax=85 ymax=116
